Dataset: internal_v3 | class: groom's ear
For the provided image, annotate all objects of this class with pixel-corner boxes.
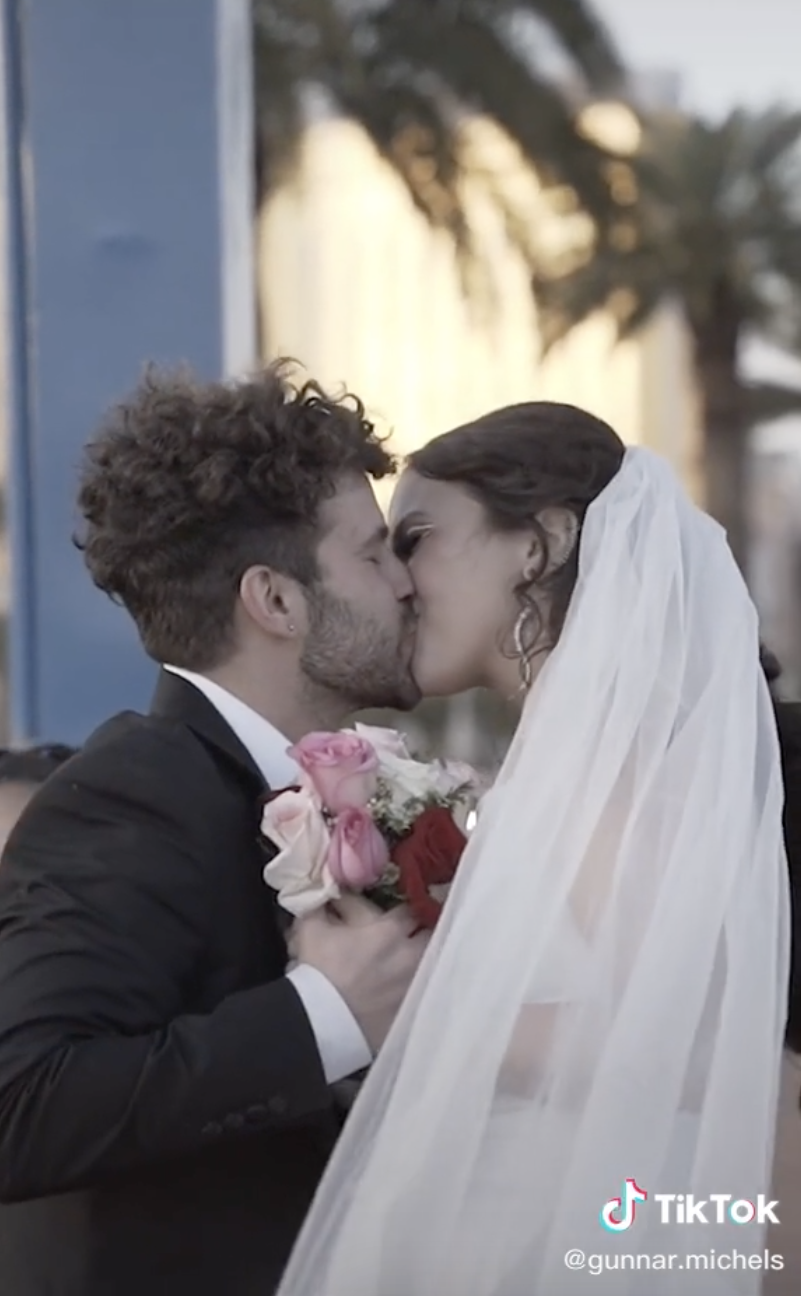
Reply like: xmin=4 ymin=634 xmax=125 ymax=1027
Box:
xmin=238 ymin=565 xmax=303 ymax=641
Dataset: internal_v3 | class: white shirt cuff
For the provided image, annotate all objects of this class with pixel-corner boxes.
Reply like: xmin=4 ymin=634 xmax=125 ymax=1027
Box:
xmin=286 ymin=962 xmax=372 ymax=1084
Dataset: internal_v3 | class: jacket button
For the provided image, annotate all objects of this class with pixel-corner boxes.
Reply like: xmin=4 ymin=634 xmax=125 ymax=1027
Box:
xmin=268 ymin=1095 xmax=288 ymax=1116
xmin=201 ymin=1120 xmax=222 ymax=1137
xmin=223 ymin=1112 xmax=245 ymax=1132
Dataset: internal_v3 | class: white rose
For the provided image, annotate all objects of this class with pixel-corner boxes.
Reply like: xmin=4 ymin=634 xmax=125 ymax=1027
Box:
xmin=352 ymin=722 xmax=412 ymax=760
xmin=431 ymin=759 xmax=481 ymax=798
xmin=261 ymin=788 xmax=340 ymax=916
xmin=375 ymin=751 xmax=437 ymax=806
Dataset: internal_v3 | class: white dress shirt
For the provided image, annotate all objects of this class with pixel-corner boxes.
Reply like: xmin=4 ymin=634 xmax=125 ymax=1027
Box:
xmin=164 ymin=665 xmax=372 ymax=1084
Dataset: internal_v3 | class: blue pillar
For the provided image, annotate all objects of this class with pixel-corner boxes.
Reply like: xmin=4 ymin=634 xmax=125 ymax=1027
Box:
xmin=0 ymin=0 xmax=255 ymax=744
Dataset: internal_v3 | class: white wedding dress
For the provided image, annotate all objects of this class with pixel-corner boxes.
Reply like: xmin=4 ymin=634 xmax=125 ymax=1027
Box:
xmin=452 ymin=944 xmax=718 ymax=1293
xmin=446 ymin=909 xmax=715 ymax=1295
xmin=276 ymin=450 xmax=788 ymax=1296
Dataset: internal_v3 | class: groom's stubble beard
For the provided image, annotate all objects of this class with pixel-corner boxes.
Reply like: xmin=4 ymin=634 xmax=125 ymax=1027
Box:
xmin=299 ymin=583 xmax=420 ymax=712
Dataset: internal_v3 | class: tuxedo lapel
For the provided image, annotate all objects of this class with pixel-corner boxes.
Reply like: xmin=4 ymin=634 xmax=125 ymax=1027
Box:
xmin=149 ymin=670 xmax=267 ymax=793
xmin=149 ymin=671 xmax=294 ymax=942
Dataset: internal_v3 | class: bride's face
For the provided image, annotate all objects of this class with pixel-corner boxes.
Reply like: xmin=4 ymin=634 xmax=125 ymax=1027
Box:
xmin=389 ymin=470 xmax=533 ymax=697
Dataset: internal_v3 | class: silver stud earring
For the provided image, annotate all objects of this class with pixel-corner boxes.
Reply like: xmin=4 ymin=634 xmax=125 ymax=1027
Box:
xmin=287 ymin=623 xmax=295 ymax=633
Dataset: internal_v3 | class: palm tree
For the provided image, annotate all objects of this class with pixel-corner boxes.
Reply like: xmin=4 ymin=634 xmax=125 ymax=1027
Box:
xmin=530 ymin=107 xmax=801 ymax=572
xmin=253 ymin=0 xmax=626 ymax=256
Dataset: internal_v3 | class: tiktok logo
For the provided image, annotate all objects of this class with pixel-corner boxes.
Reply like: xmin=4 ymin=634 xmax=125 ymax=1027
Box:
xmin=600 ymin=1179 xmax=648 ymax=1232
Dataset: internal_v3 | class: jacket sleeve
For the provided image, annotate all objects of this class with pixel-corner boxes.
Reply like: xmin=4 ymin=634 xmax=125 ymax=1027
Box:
xmin=0 ymin=725 xmax=332 ymax=1202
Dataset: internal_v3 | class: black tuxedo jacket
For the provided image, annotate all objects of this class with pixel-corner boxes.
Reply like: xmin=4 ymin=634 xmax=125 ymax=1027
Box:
xmin=773 ymin=697 xmax=801 ymax=1050
xmin=0 ymin=672 xmax=339 ymax=1295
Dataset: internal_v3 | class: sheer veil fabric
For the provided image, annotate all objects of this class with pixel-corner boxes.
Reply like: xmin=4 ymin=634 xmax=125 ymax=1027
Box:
xmin=277 ymin=449 xmax=789 ymax=1295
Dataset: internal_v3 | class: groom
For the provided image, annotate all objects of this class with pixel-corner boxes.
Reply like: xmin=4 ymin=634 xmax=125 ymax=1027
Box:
xmin=0 ymin=363 xmax=428 ymax=1295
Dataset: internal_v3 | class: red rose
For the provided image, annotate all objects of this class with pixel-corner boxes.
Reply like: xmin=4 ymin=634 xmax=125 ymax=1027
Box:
xmin=392 ymin=806 xmax=467 ymax=929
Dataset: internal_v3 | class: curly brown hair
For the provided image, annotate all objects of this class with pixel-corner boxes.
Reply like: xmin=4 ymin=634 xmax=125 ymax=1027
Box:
xmin=75 ymin=361 xmax=395 ymax=669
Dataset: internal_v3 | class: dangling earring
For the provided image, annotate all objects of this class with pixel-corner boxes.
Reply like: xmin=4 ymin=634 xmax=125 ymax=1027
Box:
xmin=513 ymin=606 xmax=535 ymax=692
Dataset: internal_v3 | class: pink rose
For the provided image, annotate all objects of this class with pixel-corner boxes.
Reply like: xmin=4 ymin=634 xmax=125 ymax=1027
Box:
xmin=327 ymin=808 xmax=389 ymax=888
xmin=289 ymin=732 xmax=379 ymax=812
xmin=261 ymin=788 xmax=339 ymax=915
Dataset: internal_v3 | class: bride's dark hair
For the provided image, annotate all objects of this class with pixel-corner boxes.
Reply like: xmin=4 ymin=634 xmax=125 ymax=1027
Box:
xmin=407 ymin=402 xmax=625 ymax=667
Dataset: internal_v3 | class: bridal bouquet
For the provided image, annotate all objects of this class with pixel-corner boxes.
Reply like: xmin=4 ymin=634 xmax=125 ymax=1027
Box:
xmin=261 ymin=724 xmax=481 ymax=929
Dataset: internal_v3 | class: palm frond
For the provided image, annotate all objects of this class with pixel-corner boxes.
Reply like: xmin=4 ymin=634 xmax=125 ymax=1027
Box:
xmin=731 ymin=106 xmax=801 ymax=176
xmin=368 ymin=3 xmax=620 ymax=220
xmin=252 ymin=0 xmax=625 ymax=231
xmin=542 ymin=106 xmax=801 ymax=346
xmin=531 ymin=235 xmax=664 ymax=349
xmin=501 ymin=0 xmax=623 ymax=89
xmin=335 ymin=76 xmax=471 ymax=252
xmin=253 ymin=19 xmax=308 ymax=191
xmin=744 ymin=379 xmax=801 ymax=427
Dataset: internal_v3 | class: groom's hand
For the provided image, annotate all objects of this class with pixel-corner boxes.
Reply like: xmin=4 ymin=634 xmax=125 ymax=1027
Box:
xmin=291 ymin=897 xmax=429 ymax=1055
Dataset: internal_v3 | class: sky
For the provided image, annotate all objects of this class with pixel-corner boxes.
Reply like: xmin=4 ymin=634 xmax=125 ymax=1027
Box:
xmin=595 ymin=0 xmax=801 ymax=118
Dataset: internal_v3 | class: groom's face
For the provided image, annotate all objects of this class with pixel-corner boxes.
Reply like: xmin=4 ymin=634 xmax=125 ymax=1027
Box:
xmin=298 ymin=477 xmax=420 ymax=711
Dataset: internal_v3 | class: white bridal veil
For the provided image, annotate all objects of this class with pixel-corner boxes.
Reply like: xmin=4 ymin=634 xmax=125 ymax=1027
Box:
xmin=277 ymin=449 xmax=789 ymax=1295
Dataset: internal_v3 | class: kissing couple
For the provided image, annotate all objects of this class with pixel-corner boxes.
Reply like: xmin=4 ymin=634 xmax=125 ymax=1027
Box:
xmin=0 ymin=362 xmax=788 ymax=1296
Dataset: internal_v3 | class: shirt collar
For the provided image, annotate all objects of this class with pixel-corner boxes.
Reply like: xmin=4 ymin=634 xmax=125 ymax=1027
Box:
xmin=163 ymin=666 xmax=299 ymax=790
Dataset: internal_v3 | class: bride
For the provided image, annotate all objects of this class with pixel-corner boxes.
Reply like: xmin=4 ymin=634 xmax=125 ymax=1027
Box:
xmin=277 ymin=402 xmax=789 ymax=1294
